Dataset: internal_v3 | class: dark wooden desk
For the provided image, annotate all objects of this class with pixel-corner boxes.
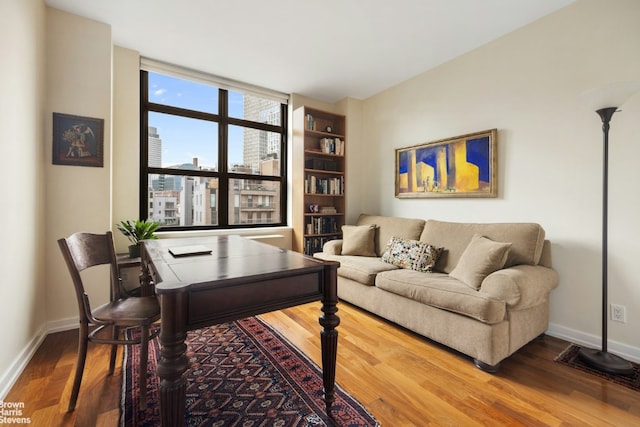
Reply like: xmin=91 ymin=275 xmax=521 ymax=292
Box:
xmin=116 ymin=253 xmax=141 ymax=269
xmin=141 ymin=235 xmax=339 ymax=427
xmin=116 ymin=254 xmax=144 ymax=296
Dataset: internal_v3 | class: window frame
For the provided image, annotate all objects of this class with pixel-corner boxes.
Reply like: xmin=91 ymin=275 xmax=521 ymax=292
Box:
xmin=139 ymin=69 xmax=288 ymax=231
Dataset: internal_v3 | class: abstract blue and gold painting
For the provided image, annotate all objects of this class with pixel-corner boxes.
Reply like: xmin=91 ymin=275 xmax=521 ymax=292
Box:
xmin=395 ymin=129 xmax=497 ymax=198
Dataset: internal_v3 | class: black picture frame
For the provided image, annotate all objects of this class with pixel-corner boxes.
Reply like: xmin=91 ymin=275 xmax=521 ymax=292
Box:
xmin=52 ymin=112 xmax=104 ymax=167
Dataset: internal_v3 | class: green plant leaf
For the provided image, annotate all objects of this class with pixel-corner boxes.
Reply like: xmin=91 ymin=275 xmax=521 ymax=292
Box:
xmin=116 ymin=219 xmax=160 ymax=245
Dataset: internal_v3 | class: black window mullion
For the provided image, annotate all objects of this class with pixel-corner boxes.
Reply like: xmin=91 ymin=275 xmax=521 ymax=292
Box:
xmin=148 ymin=103 xmax=221 ymax=123
xmin=227 ymin=116 xmax=282 ymax=134
xmin=218 ymin=89 xmax=229 ymax=226
xmin=140 ymin=70 xmax=150 ymax=219
xmin=279 ymin=103 xmax=288 ymax=225
xmin=146 ymin=167 xmax=219 ymax=180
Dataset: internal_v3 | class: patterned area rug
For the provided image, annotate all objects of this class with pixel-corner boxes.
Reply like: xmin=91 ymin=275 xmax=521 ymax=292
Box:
xmin=121 ymin=317 xmax=379 ymax=426
xmin=554 ymin=344 xmax=640 ymax=392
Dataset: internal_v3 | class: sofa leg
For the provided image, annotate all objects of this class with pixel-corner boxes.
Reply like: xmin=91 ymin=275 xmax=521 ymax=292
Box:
xmin=474 ymin=359 xmax=500 ymax=373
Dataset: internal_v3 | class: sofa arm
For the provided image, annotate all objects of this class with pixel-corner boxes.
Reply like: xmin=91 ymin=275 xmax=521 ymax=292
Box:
xmin=480 ymin=265 xmax=559 ymax=309
xmin=322 ymin=239 xmax=343 ymax=255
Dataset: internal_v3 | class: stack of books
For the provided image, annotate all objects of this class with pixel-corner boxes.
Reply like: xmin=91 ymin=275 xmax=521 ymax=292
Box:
xmin=319 ymin=206 xmax=337 ymax=214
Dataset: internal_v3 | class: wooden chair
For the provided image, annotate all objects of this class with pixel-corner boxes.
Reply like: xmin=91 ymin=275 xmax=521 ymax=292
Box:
xmin=58 ymin=231 xmax=160 ymax=412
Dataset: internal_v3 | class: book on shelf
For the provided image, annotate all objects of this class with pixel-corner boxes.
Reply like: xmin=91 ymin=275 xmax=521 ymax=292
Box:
xmin=304 ymin=235 xmax=339 ymax=256
xmin=306 ymin=216 xmax=338 ymax=235
xmin=305 ymin=175 xmax=344 ymax=195
xmin=319 ymin=137 xmax=344 ymax=155
xmin=306 ymin=114 xmax=315 ymax=131
xmin=305 ymin=158 xmax=337 ymax=171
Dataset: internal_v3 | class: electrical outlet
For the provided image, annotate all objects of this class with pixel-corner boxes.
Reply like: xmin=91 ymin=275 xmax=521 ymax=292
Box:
xmin=611 ymin=304 xmax=626 ymax=323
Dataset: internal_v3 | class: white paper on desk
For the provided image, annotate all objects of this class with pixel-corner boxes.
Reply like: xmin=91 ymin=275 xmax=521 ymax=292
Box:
xmin=168 ymin=245 xmax=213 ymax=257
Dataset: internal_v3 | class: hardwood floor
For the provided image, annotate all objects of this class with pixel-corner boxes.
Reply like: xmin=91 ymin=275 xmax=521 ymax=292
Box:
xmin=6 ymin=301 xmax=640 ymax=426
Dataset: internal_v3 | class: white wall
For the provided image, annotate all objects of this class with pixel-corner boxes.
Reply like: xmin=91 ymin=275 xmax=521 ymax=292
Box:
xmin=44 ymin=8 xmax=113 ymax=323
xmin=0 ymin=0 xmax=47 ymax=398
xmin=113 ymin=46 xmax=141 ymax=251
xmin=357 ymin=0 xmax=640 ymax=359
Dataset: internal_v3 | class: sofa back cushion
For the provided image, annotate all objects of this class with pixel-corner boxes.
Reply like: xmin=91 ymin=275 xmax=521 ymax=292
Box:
xmin=420 ymin=220 xmax=545 ymax=273
xmin=356 ymin=214 xmax=426 ymax=256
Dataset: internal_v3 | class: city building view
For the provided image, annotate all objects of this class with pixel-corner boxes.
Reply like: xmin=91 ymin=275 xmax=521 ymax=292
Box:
xmin=147 ymin=95 xmax=282 ymax=227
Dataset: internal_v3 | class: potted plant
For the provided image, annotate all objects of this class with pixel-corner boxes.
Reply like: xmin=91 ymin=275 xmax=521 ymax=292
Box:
xmin=116 ymin=219 xmax=160 ymax=258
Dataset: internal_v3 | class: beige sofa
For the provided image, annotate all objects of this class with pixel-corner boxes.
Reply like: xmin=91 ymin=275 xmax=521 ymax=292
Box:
xmin=314 ymin=214 xmax=559 ymax=372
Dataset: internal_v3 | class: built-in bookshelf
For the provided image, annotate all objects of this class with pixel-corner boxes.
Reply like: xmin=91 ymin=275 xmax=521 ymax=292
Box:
xmin=293 ymin=106 xmax=346 ymax=255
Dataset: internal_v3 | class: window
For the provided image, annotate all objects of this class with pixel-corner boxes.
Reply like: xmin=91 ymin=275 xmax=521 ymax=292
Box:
xmin=140 ymin=64 xmax=288 ymax=230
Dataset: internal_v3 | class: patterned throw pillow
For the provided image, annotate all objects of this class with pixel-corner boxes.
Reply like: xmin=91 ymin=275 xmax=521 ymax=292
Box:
xmin=381 ymin=236 xmax=443 ymax=273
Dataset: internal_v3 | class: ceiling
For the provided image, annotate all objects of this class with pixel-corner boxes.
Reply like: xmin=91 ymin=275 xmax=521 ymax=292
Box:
xmin=45 ymin=0 xmax=575 ymax=102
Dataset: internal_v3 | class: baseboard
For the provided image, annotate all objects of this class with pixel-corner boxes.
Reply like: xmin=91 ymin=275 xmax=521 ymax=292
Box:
xmin=0 ymin=325 xmax=47 ymax=400
xmin=47 ymin=316 xmax=80 ymax=334
xmin=546 ymin=322 xmax=640 ymax=364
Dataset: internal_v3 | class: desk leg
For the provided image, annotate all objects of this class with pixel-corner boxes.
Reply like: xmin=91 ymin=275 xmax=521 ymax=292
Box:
xmin=139 ymin=265 xmax=153 ymax=297
xmin=319 ymin=262 xmax=340 ymax=415
xmin=157 ymin=292 xmax=189 ymax=427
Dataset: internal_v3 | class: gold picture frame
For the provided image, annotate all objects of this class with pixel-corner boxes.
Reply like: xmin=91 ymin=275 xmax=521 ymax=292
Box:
xmin=395 ymin=129 xmax=497 ymax=198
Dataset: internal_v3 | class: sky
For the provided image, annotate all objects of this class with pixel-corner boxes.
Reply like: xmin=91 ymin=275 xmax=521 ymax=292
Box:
xmin=148 ymin=72 xmax=245 ymax=169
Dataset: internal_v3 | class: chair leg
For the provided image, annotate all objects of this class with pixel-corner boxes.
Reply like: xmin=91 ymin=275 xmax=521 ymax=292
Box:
xmin=138 ymin=325 xmax=150 ymax=411
xmin=109 ymin=326 xmax=120 ymax=375
xmin=68 ymin=323 xmax=89 ymax=412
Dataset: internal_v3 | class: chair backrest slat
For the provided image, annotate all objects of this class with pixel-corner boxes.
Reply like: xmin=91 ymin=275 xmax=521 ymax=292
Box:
xmin=58 ymin=231 xmax=123 ymax=322
xmin=63 ymin=232 xmax=114 ymax=271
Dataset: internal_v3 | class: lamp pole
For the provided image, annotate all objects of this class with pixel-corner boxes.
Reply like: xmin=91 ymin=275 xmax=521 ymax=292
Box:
xmin=577 ymin=107 xmax=633 ymax=375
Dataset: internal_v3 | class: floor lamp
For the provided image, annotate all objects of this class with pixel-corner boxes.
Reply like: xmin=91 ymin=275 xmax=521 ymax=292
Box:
xmin=578 ymin=81 xmax=640 ymax=375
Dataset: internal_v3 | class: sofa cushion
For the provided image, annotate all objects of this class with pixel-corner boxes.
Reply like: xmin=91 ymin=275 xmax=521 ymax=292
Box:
xmin=381 ymin=236 xmax=443 ymax=273
xmin=420 ymin=220 xmax=545 ymax=273
xmin=320 ymin=239 xmax=343 ymax=255
xmin=314 ymin=253 xmax=398 ymax=285
xmin=341 ymin=224 xmax=377 ymax=256
xmin=375 ymin=269 xmax=507 ymax=324
xmin=356 ymin=214 xmax=426 ymax=256
xmin=449 ymin=234 xmax=511 ymax=290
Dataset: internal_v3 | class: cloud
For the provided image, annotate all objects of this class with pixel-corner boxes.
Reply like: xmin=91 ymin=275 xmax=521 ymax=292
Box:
xmin=154 ymin=88 xmax=167 ymax=97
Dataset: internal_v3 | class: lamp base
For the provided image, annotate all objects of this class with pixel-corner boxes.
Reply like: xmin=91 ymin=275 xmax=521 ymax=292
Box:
xmin=578 ymin=347 xmax=634 ymax=375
